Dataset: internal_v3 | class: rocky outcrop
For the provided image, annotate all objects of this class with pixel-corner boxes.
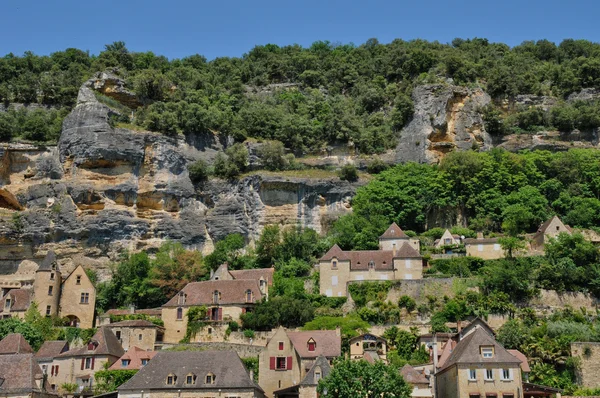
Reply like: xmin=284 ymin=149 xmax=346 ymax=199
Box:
xmin=395 ymin=85 xmax=492 ymax=164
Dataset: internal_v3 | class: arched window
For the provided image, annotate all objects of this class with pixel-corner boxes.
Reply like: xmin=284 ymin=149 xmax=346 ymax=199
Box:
xmin=245 ymin=289 xmax=253 ymax=303
xmin=205 ymin=373 xmax=215 ymax=384
xmin=176 ymin=307 xmax=183 ymax=320
xmin=213 ymin=290 xmax=220 ymax=304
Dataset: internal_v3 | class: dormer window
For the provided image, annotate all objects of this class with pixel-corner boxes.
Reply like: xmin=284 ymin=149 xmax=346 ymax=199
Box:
xmin=213 ymin=290 xmax=221 ymax=304
xmin=259 ymin=278 xmax=267 ymax=291
xmin=178 ymin=292 xmax=186 ymax=305
xmin=205 ymin=373 xmax=215 ymax=384
xmin=4 ymin=299 xmax=10 ymax=310
xmin=166 ymin=374 xmax=177 ymax=385
xmin=186 ymin=373 xmax=197 ymax=384
xmin=368 ymin=261 xmax=375 ymax=270
xmin=141 ymin=359 xmax=149 ymax=366
xmin=308 ymin=338 xmax=316 ymax=352
xmin=121 ymin=359 xmax=130 ymax=368
xmin=481 ymin=347 xmax=494 ymax=358
xmin=245 ymin=289 xmax=253 ymax=303
xmin=332 ymin=260 xmax=337 ymax=269
xmin=51 ymin=263 xmax=56 ymax=271
xmin=87 ymin=341 xmax=98 ymax=351
xmin=76 ymin=275 xmax=81 ymax=285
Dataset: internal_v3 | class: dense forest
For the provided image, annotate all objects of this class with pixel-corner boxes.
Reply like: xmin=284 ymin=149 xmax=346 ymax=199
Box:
xmin=3 ymin=39 xmax=600 ymax=151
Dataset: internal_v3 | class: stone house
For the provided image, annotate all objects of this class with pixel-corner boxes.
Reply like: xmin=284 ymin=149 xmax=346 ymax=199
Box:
xmin=434 ymin=229 xmax=462 ymax=248
xmin=117 ymin=350 xmax=265 ymax=398
xmin=0 ymin=353 xmax=58 ymax=398
xmin=106 ymin=320 xmax=164 ymax=351
xmin=400 ymin=364 xmax=433 ymax=398
xmin=349 ymin=333 xmax=388 ymax=363
xmin=571 ymin=342 xmax=600 ymax=389
xmin=463 ymin=235 xmax=504 ymax=260
xmin=259 ymin=327 xmax=341 ymax=398
xmin=109 ymin=346 xmax=157 ymax=370
xmin=273 ymin=355 xmax=331 ymax=398
xmin=162 ymin=279 xmax=266 ymax=343
xmin=434 ymin=328 xmax=523 ymax=398
xmin=319 ymin=223 xmax=423 ymax=297
xmin=0 ymin=252 xmax=95 ymax=328
xmin=49 ymin=328 xmax=124 ymax=393
xmin=35 ymin=340 xmax=70 ymax=389
xmin=531 ymin=216 xmax=572 ymax=250
xmin=210 ymin=262 xmax=274 ymax=292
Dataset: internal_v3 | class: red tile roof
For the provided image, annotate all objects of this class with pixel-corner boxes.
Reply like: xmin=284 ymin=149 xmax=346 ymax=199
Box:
xmin=109 ymin=346 xmax=157 ymax=370
xmin=287 ymin=330 xmax=341 ymax=359
xmin=35 ymin=340 xmax=69 ymax=361
xmin=108 ymin=320 xmax=163 ymax=329
xmin=320 ymin=244 xmax=421 ymax=270
xmin=229 ymin=268 xmax=275 ymax=286
xmin=105 ymin=308 xmax=162 ymax=316
xmin=507 ymin=349 xmax=531 ymax=372
xmin=0 ymin=333 xmax=33 ymax=355
xmin=400 ymin=364 xmax=429 ymax=385
xmin=58 ymin=328 xmax=124 ymax=359
xmin=0 ymin=353 xmax=49 ymax=393
xmin=2 ymin=289 xmax=32 ymax=312
xmin=380 ymin=223 xmax=408 ymax=239
xmin=163 ymin=279 xmax=265 ymax=307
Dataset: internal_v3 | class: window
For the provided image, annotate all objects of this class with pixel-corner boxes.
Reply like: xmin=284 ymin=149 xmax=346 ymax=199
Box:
xmin=136 ymin=333 xmax=142 ymax=340
xmin=213 ymin=290 xmax=220 ymax=304
xmin=314 ymin=366 xmax=322 ymax=382
xmin=166 ymin=374 xmax=177 ymax=385
xmin=278 ymin=342 xmax=284 ymax=351
xmin=46 ymin=305 xmax=52 ymax=316
xmin=208 ymin=327 xmax=213 ymax=335
xmin=205 ymin=373 xmax=215 ymax=384
xmin=76 ymin=275 xmax=81 ymax=285
xmin=141 ymin=359 xmax=148 ymax=366
xmin=482 ymin=347 xmax=493 ymax=358
xmin=478 ymin=244 xmax=484 ymax=252
xmin=468 ymin=369 xmax=476 ymax=380
xmin=502 ymin=369 xmax=511 ymax=380
xmin=48 ymin=286 xmax=53 ymax=296
xmin=85 ymin=357 xmax=92 ymax=369
xmin=186 ymin=374 xmax=196 ymax=384
xmin=80 ymin=292 xmax=89 ymax=304
xmin=50 ymin=272 xmax=55 ymax=280
xmin=4 ymin=299 xmax=10 ymax=309
xmin=331 ymin=275 xmax=338 ymax=286
xmin=502 ymin=395 xmax=514 ymax=398
xmin=444 ymin=238 xmax=452 ymax=244
xmin=178 ymin=292 xmax=186 ymax=305
xmin=276 ymin=357 xmax=287 ymax=370
xmin=308 ymin=340 xmax=316 ymax=352
xmin=176 ymin=307 xmax=183 ymax=320
xmin=115 ymin=331 xmax=121 ymax=340
xmin=485 ymin=369 xmax=493 ymax=380
xmin=331 ymin=260 xmax=337 ymax=269
xmin=406 ymin=259 xmax=412 ymax=268
xmin=121 ymin=359 xmax=130 ymax=368
xmin=246 ymin=289 xmax=253 ymax=303
xmin=259 ymin=279 xmax=267 ymax=291
xmin=556 ymin=225 xmax=560 ymax=231
xmin=368 ymin=260 xmax=375 ymax=270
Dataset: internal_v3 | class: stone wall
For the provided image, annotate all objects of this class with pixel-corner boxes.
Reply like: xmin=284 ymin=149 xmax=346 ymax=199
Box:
xmin=530 ymin=290 xmax=599 ymax=312
xmin=162 ymin=342 xmax=264 ymax=359
xmin=572 ymin=342 xmax=600 ymax=388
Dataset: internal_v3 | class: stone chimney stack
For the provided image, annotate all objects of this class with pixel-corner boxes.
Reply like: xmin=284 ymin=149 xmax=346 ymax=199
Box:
xmin=477 ymin=232 xmax=484 ymax=240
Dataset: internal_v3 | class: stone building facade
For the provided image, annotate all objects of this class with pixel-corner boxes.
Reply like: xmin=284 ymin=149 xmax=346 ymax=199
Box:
xmin=571 ymin=342 xmax=600 ymax=389
xmin=58 ymin=265 xmax=96 ymax=328
xmin=531 ymin=215 xmax=572 ymax=250
xmin=319 ymin=223 xmax=423 ymax=297
xmin=463 ymin=236 xmax=504 ymax=260
xmin=106 ymin=319 xmax=164 ymax=351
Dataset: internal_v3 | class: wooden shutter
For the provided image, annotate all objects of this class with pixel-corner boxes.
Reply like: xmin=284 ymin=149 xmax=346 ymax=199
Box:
xmin=287 ymin=356 xmax=292 ymax=370
xmin=50 ymin=366 xmax=54 ymax=376
xmin=81 ymin=358 xmax=85 ymax=370
xmin=91 ymin=357 xmax=95 ymax=370
xmin=56 ymin=365 xmax=59 ymax=375
xmin=269 ymin=357 xmax=276 ymax=370
xmin=218 ymin=307 xmax=223 ymax=321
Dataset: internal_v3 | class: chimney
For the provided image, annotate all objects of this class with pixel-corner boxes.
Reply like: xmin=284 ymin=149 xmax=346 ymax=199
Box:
xmin=392 ymin=243 xmax=397 ymax=257
xmin=335 ymin=326 xmax=341 ymax=337
xmin=432 ymin=334 xmax=438 ymax=371
xmin=129 ymin=304 xmax=135 ymax=314
xmin=476 ymin=232 xmax=484 ymax=240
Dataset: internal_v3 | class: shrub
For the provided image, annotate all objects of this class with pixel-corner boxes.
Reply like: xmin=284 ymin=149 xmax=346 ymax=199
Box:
xmin=367 ymin=158 xmax=389 ymax=174
xmin=228 ymin=321 xmax=240 ymax=332
xmin=243 ymin=329 xmax=255 ymax=339
xmin=398 ymin=295 xmax=417 ymax=312
xmin=188 ymin=159 xmax=209 ymax=183
xmin=338 ymin=164 xmax=359 ymax=182
xmin=259 ymin=141 xmax=287 ymax=171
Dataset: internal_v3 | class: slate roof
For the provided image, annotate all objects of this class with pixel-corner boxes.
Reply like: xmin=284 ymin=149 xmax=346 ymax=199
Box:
xmin=300 ymin=355 xmax=331 ymax=386
xmin=117 ymin=350 xmax=261 ymax=391
xmin=37 ymin=250 xmax=57 ymax=272
xmin=0 ymin=353 xmax=50 ymax=394
xmin=163 ymin=279 xmax=264 ymax=307
xmin=400 ymin=364 xmax=429 ymax=385
xmin=287 ymin=330 xmax=341 ymax=359
xmin=437 ymin=328 xmax=521 ymax=373
xmin=0 ymin=333 xmax=34 ymax=355
xmin=108 ymin=320 xmax=163 ymax=329
xmin=58 ymin=328 xmax=124 ymax=358
xmin=109 ymin=346 xmax=157 ymax=370
xmin=229 ymin=268 xmax=275 ymax=286
xmin=2 ymin=288 xmax=33 ymax=311
xmin=320 ymin=244 xmax=421 ymax=270
xmin=35 ymin=340 xmax=69 ymax=361
xmin=380 ymin=223 xmax=409 ymax=239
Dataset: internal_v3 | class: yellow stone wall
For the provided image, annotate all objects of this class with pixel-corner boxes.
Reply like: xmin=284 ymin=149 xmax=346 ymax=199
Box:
xmin=258 ymin=328 xmax=301 ymax=398
xmin=465 ymin=242 xmax=504 ymax=260
xmin=58 ymin=265 xmax=96 ymax=329
xmin=33 ymin=270 xmax=61 ymax=318
xmin=108 ymin=326 xmax=158 ymax=351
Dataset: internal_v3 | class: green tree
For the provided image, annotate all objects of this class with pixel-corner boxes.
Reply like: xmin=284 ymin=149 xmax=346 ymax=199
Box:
xmin=204 ymin=234 xmax=246 ymax=270
xmin=498 ymin=237 xmax=527 ymax=259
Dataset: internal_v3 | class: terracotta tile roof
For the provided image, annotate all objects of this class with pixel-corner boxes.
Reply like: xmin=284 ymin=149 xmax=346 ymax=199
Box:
xmin=380 ymin=223 xmax=408 ymax=239
xmin=320 ymin=244 xmax=420 ymax=270
xmin=105 ymin=308 xmax=162 ymax=316
xmin=0 ymin=333 xmax=33 ymax=355
xmin=118 ymin=350 xmax=262 ymax=392
xmin=437 ymin=328 xmax=521 ymax=373
xmin=2 ymin=289 xmax=32 ymax=312
xmin=58 ymin=327 xmax=124 ymax=359
xmin=37 ymin=250 xmax=57 ymax=272
xmin=109 ymin=346 xmax=157 ymax=370
xmin=229 ymin=268 xmax=275 ymax=286
xmin=400 ymin=364 xmax=429 ymax=385
xmin=108 ymin=320 xmax=163 ymax=329
xmin=508 ymin=349 xmax=531 ymax=372
xmin=35 ymin=340 xmax=69 ymax=361
xmin=163 ymin=279 xmax=264 ymax=307
xmin=437 ymin=340 xmax=457 ymax=368
xmin=300 ymin=355 xmax=331 ymax=386
xmin=0 ymin=353 xmax=50 ymax=394
xmin=287 ymin=330 xmax=341 ymax=359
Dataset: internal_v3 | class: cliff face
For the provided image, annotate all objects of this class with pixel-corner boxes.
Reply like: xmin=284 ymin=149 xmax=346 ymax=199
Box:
xmin=0 ymin=78 xmax=357 ymax=277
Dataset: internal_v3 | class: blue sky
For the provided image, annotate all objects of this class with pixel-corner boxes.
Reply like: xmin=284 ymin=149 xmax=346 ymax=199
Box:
xmin=1 ymin=0 xmax=599 ymax=60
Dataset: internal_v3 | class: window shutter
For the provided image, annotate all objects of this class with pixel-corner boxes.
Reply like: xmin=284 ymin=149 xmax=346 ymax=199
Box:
xmin=50 ymin=366 xmax=54 ymax=376
xmin=270 ymin=357 xmax=276 ymax=370
xmin=91 ymin=357 xmax=95 ymax=370
xmin=81 ymin=358 xmax=85 ymax=370
xmin=287 ymin=356 xmax=292 ymax=370
xmin=509 ymin=368 xmax=513 ymax=380
xmin=56 ymin=365 xmax=59 ymax=375
xmin=218 ymin=308 xmax=223 ymax=321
